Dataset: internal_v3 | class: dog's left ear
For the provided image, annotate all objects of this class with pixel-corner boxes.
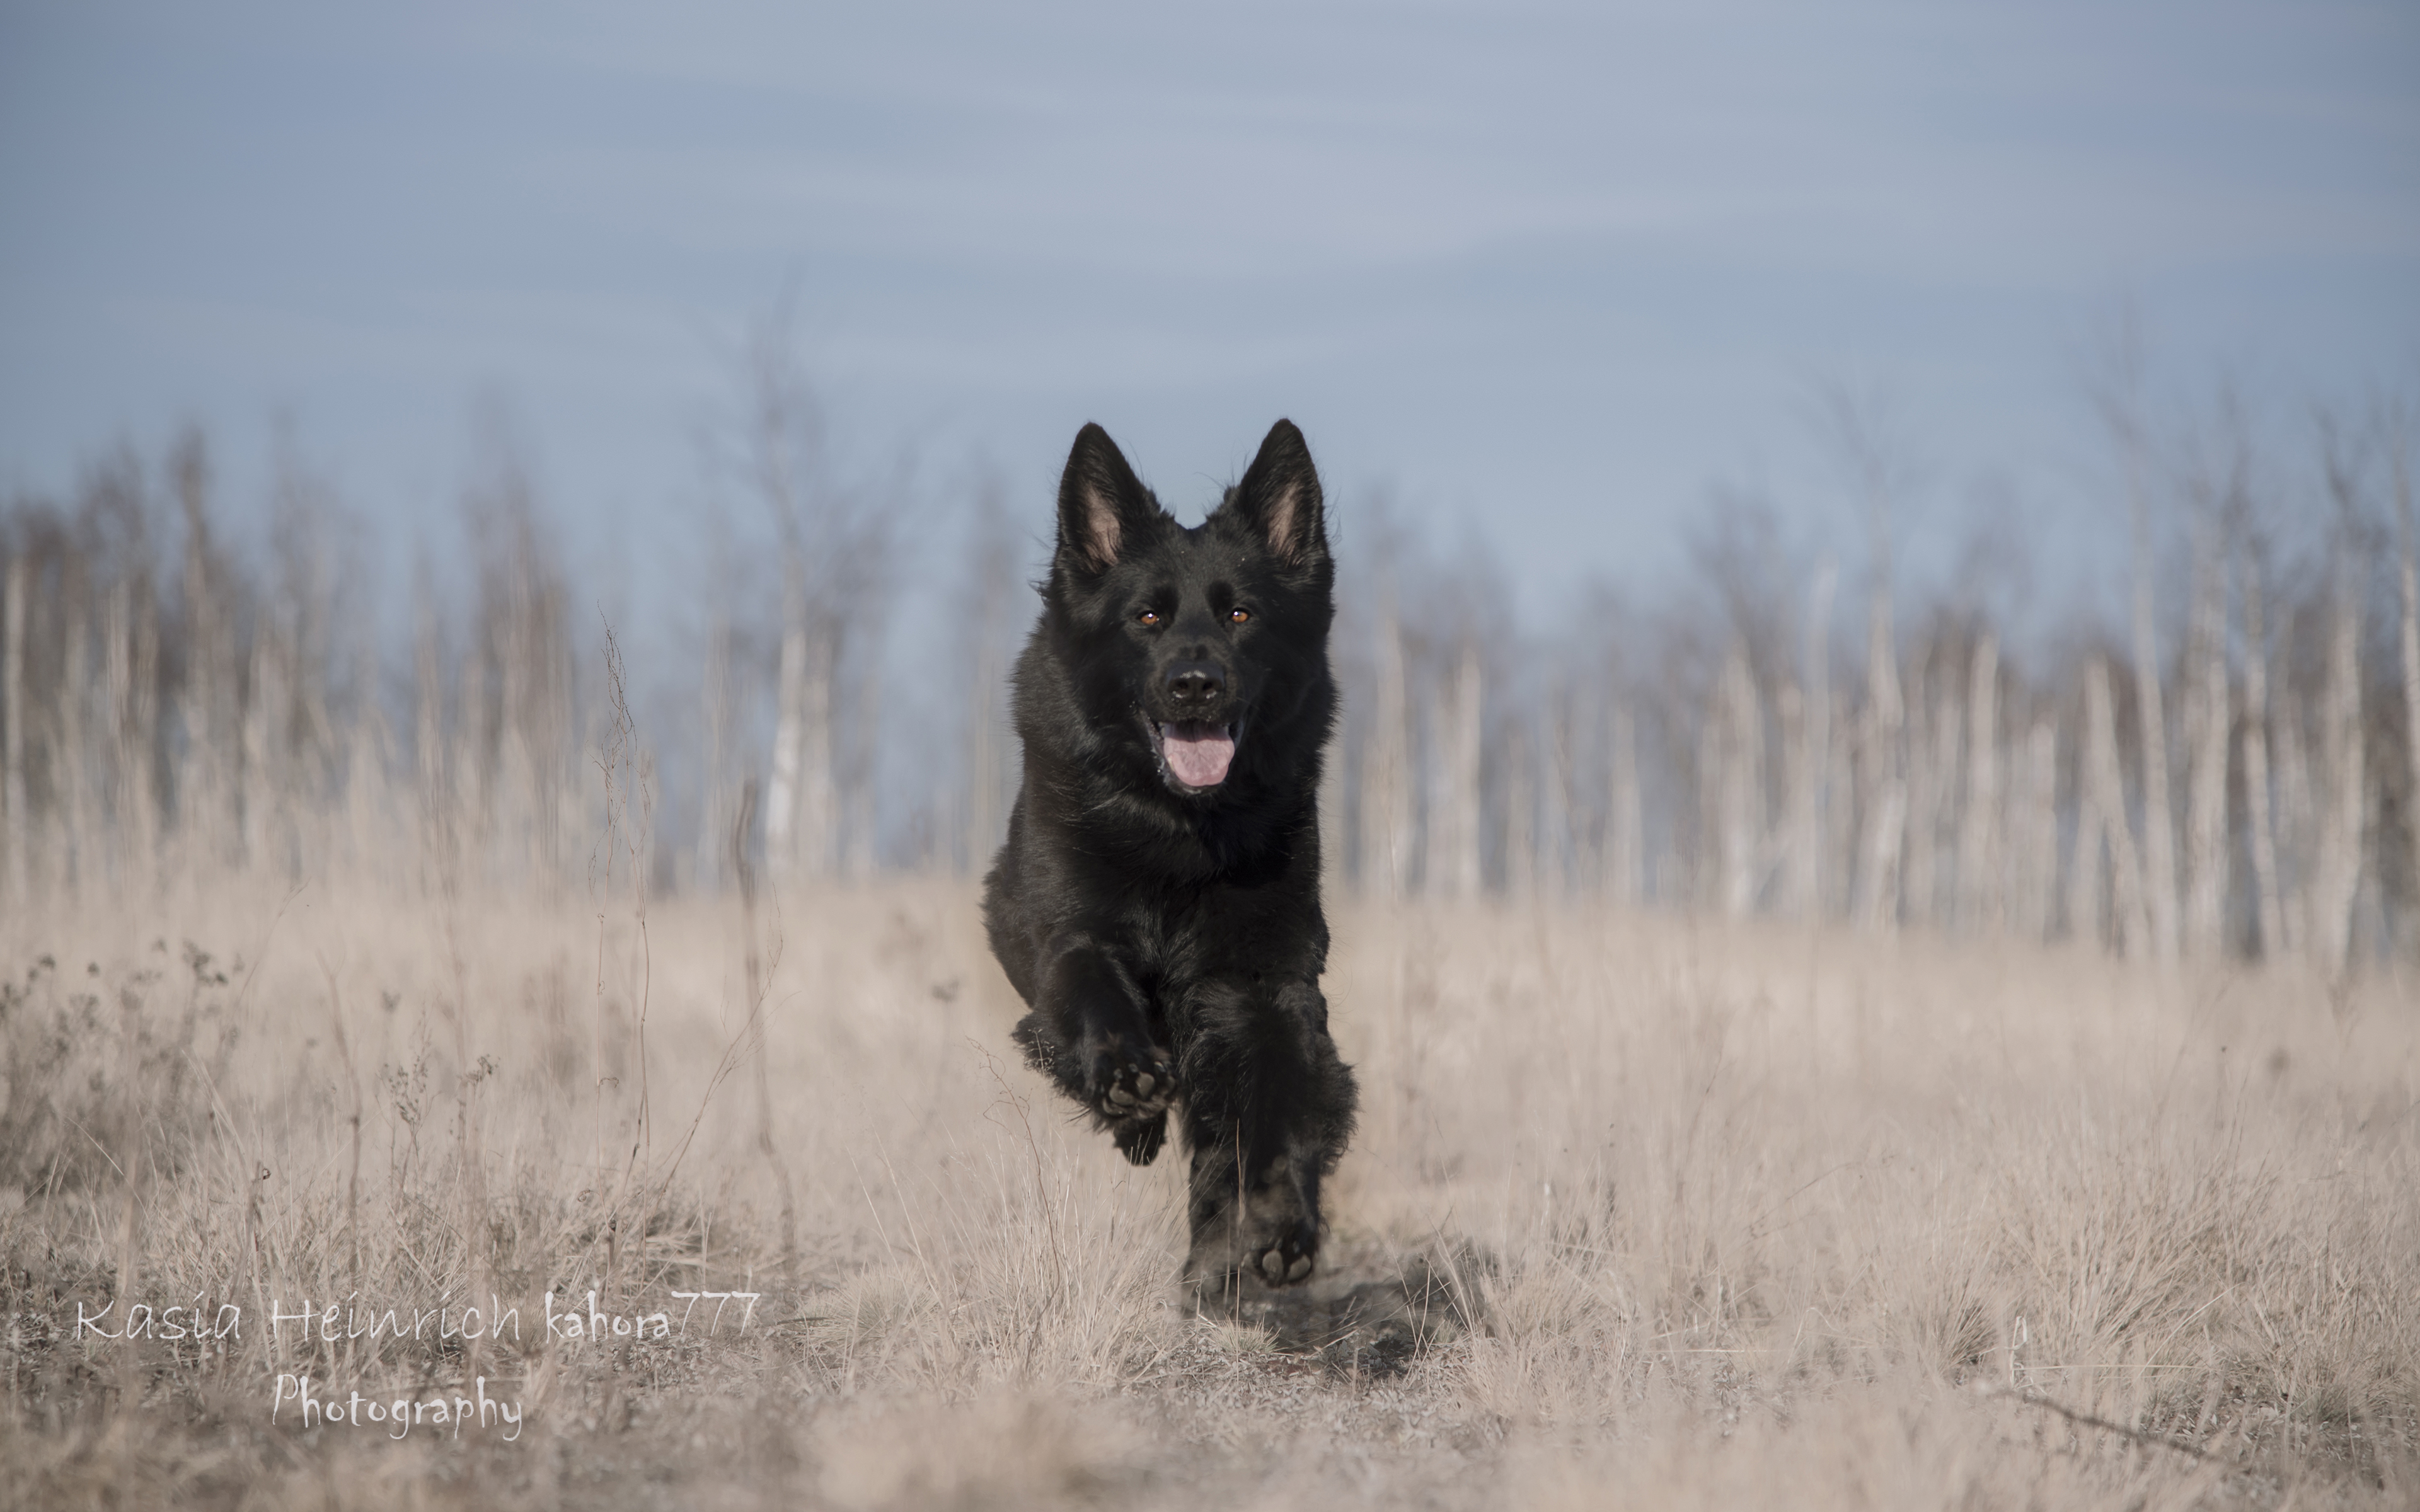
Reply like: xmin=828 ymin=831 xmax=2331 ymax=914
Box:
xmin=1229 ymin=419 xmax=1327 ymax=566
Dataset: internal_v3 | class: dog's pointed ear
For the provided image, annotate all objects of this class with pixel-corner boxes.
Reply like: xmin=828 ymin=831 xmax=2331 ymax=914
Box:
xmin=1231 ymin=419 xmax=1326 ymax=566
xmin=1057 ymin=423 xmax=1158 ymax=573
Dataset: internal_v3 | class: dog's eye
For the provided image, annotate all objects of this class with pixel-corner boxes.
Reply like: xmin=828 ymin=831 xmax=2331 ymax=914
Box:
xmin=1136 ymin=608 xmax=1161 ymax=627
xmin=1229 ymin=607 xmax=1251 ymax=624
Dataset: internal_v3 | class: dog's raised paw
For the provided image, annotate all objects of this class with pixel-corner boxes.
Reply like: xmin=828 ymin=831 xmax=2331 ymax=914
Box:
xmin=1093 ymin=1050 xmax=1175 ymax=1121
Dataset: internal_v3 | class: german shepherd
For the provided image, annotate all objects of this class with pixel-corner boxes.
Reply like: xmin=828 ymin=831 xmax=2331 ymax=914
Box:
xmin=983 ymin=419 xmax=1357 ymax=1298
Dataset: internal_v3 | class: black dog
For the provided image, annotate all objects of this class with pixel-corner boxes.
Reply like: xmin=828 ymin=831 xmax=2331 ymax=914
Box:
xmin=983 ymin=419 xmax=1357 ymax=1298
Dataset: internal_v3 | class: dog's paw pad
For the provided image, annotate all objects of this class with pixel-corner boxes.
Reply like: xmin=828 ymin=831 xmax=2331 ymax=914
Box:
xmin=1095 ymin=1053 xmax=1175 ymax=1121
xmin=1244 ymin=1227 xmax=1317 ymax=1290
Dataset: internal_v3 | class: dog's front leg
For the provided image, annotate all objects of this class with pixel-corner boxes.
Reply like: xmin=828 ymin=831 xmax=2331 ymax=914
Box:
xmin=1178 ymin=980 xmax=1359 ymax=1298
xmin=1009 ymin=935 xmax=1175 ymax=1166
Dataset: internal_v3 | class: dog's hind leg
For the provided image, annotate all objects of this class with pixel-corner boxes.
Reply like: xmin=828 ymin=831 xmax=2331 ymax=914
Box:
xmin=1177 ymin=981 xmax=1357 ymax=1298
xmin=1009 ymin=935 xmax=1177 ymax=1164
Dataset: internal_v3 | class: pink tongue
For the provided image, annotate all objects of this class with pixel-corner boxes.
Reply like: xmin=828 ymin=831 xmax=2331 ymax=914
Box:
xmin=1164 ymin=724 xmax=1235 ymax=788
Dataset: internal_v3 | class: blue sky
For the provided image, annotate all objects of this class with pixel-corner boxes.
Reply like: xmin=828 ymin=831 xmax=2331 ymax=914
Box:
xmin=3 ymin=0 xmax=2416 ymax=627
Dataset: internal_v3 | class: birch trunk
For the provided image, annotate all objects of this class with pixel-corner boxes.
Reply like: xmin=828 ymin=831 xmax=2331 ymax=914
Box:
xmin=765 ymin=560 xmax=809 ymax=885
xmin=2274 ymin=682 xmax=2312 ymax=959
xmin=60 ymin=586 xmax=95 ymax=898
xmin=1778 ymin=679 xmax=1810 ymax=918
xmin=1825 ymin=684 xmax=1855 ymax=919
xmin=1855 ymin=585 xmax=1904 ymax=931
xmin=1434 ymin=640 xmax=1484 ymax=900
xmin=1607 ymin=702 xmax=1642 ymax=907
xmin=106 ymin=582 xmax=143 ymax=890
xmin=178 ymin=476 xmax=229 ymax=877
xmin=1504 ymin=723 xmax=1535 ymax=902
xmin=1792 ymin=563 xmax=1835 ymax=920
xmin=2308 ymin=551 xmax=2364 ymax=976
xmin=1541 ymin=694 xmax=1574 ymax=900
xmin=2131 ymin=501 xmax=2181 ymax=961
xmin=1359 ymin=602 xmax=1414 ymax=900
xmin=241 ymin=623 xmax=285 ymax=878
xmin=844 ymin=669 xmax=879 ymax=881
xmin=1716 ymin=641 xmax=1761 ymax=917
xmin=2182 ymin=525 xmax=2232 ymax=957
xmin=452 ymin=644 xmax=488 ymax=885
xmin=694 ymin=619 xmax=732 ymax=891
xmin=2010 ymin=717 xmax=2057 ymax=943
xmin=345 ymin=644 xmax=391 ymax=889
xmin=2083 ymin=656 xmax=2152 ymax=955
xmin=2240 ymin=545 xmax=2286 ymax=959
xmin=1904 ymin=651 xmax=1956 ymax=931
xmin=1957 ymin=633 xmax=2001 ymax=935
xmin=413 ymin=596 xmax=449 ymax=893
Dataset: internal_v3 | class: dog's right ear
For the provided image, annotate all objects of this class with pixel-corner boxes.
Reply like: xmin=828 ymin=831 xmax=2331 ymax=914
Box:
xmin=1057 ymin=423 xmax=1158 ymax=573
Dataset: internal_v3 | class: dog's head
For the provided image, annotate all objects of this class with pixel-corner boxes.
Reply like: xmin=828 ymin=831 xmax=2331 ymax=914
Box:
xmin=1042 ymin=419 xmax=1334 ymax=801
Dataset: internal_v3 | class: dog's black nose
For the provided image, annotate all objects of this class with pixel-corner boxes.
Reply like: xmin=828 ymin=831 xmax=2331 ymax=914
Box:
xmin=1166 ymin=662 xmax=1226 ymax=709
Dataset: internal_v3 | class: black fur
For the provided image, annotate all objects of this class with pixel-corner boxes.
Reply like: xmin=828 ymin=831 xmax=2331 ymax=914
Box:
xmin=983 ymin=419 xmax=1358 ymax=1299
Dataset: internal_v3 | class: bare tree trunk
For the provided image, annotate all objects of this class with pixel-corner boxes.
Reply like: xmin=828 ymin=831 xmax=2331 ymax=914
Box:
xmin=105 ymin=581 xmax=146 ymax=892
xmin=1957 ymin=633 xmax=2002 ymax=935
xmin=346 ymin=644 xmax=391 ymax=890
xmin=844 ymin=667 xmax=878 ymax=881
xmin=1359 ymin=600 xmax=1414 ymax=900
xmin=799 ymin=634 xmax=836 ymax=883
xmin=1903 ymin=664 xmax=1935 ymax=929
xmin=1777 ymin=679 xmax=1809 ymax=917
xmin=1855 ymin=583 xmax=1905 ymax=931
xmin=1434 ymin=640 xmax=1484 ymax=900
xmin=1607 ymin=701 xmax=1642 ymax=907
xmin=765 ymin=560 xmax=807 ymax=886
xmin=453 ymin=643 xmax=488 ymax=886
xmin=241 ymin=621 xmax=286 ymax=879
xmin=2309 ymin=546 xmax=2365 ymax=978
xmin=2274 ymin=679 xmax=2313 ymax=959
xmin=177 ymin=445 xmax=229 ymax=880
xmin=2240 ymin=545 xmax=2286 ymax=961
xmin=1541 ymin=692 xmax=1574 ymax=900
xmin=2083 ymin=656 xmax=2151 ymax=956
xmin=1824 ymin=684 xmax=1855 ymax=918
xmin=495 ymin=570 xmax=536 ymax=889
xmin=2010 ymin=716 xmax=2057 ymax=943
xmin=1715 ymin=641 xmax=1761 ymax=917
xmin=1504 ymin=722 xmax=1535 ymax=902
xmin=2131 ymin=482 xmax=2182 ymax=962
xmin=60 ymin=585 xmax=95 ymax=901
xmin=1790 ymin=561 xmax=1835 ymax=920
xmin=694 ymin=618 xmax=732 ymax=891
xmin=1904 ymin=647 xmax=1959 ymax=932
xmin=2071 ymin=701 xmax=2110 ymax=948
xmin=414 ymin=592 xmax=450 ymax=895
xmin=2182 ymin=522 xmax=2232 ymax=957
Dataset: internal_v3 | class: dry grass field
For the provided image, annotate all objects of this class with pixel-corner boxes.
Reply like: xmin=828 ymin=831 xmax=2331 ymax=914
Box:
xmin=3 ymin=874 xmax=2415 ymax=1509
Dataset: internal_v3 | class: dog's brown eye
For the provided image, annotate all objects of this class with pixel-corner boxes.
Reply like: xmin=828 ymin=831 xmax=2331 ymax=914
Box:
xmin=1230 ymin=607 xmax=1251 ymax=624
xmin=1137 ymin=608 xmax=1161 ymax=627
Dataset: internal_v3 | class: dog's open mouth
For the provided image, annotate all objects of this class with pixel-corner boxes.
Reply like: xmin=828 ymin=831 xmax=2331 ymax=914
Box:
xmin=1153 ymin=719 xmax=1238 ymax=790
